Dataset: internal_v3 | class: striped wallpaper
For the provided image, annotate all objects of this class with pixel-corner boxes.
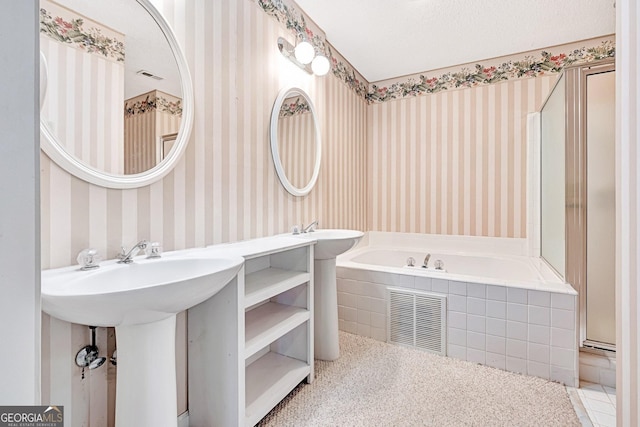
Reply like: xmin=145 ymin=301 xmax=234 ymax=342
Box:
xmin=40 ymin=0 xmax=367 ymax=424
xmin=276 ymin=110 xmax=317 ymax=189
xmin=367 ymin=74 xmax=557 ymax=238
xmin=40 ymin=36 xmax=125 ymax=174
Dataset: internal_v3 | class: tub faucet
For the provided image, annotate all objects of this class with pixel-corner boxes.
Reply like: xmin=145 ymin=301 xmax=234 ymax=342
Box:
xmin=302 ymin=220 xmax=318 ymax=233
xmin=117 ymin=240 xmax=148 ymax=264
xmin=422 ymin=254 xmax=431 ymax=269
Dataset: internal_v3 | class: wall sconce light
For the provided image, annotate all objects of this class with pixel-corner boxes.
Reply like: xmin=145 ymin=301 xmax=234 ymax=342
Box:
xmin=278 ymin=37 xmax=330 ymax=77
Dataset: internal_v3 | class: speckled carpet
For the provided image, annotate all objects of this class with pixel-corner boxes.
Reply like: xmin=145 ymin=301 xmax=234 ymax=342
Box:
xmin=257 ymin=332 xmax=580 ymax=427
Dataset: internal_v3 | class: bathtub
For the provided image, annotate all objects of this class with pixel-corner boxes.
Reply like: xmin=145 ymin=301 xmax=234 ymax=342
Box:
xmin=335 ymin=232 xmax=579 ymax=387
xmin=337 ymin=232 xmax=571 ymax=292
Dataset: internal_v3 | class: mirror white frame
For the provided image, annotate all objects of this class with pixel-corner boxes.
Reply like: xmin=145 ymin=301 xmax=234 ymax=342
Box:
xmin=269 ymin=87 xmax=322 ymax=197
xmin=39 ymin=0 xmax=194 ymax=189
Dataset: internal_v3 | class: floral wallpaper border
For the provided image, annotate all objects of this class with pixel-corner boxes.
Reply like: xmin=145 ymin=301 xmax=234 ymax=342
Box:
xmin=367 ymin=41 xmax=616 ymax=103
xmin=125 ymin=95 xmax=183 ymax=118
xmin=279 ymin=96 xmax=311 ymax=118
xmin=254 ymin=0 xmax=615 ymax=105
xmin=40 ymin=2 xmax=125 ymax=63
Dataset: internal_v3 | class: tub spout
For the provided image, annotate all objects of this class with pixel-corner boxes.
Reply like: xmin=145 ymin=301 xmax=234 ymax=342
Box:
xmin=423 ymin=254 xmax=431 ymax=269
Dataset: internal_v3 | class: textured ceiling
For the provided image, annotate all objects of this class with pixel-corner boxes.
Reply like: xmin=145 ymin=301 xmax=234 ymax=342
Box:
xmin=294 ymin=0 xmax=616 ymax=83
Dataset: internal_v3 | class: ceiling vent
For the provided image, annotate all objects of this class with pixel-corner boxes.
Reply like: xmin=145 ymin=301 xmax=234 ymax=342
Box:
xmin=387 ymin=287 xmax=447 ymax=356
xmin=136 ymin=70 xmax=163 ymax=80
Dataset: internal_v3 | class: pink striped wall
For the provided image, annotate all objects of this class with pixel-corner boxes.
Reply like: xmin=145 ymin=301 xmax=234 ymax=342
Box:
xmin=40 ymin=0 xmax=367 ymax=424
xmin=367 ymin=75 xmax=557 ymax=237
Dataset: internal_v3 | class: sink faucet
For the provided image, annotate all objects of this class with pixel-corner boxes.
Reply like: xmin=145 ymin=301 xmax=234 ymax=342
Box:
xmin=422 ymin=254 xmax=431 ymax=269
xmin=117 ymin=240 xmax=148 ymax=264
xmin=302 ymin=220 xmax=318 ymax=233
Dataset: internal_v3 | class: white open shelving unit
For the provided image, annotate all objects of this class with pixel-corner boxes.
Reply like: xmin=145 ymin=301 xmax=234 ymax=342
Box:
xmin=188 ymin=237 xmax=314 ymax=426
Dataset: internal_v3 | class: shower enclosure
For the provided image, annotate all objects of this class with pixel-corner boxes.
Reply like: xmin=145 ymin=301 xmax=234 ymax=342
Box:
xmin=540 ymin=59 xmax=616 ymax=352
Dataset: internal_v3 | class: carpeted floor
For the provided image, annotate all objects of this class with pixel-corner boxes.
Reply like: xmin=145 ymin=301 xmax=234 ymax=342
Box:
xmin=257 ymin=332 xmax=580 ymax=427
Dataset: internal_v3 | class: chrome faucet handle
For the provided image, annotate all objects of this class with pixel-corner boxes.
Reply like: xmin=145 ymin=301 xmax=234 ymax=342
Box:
xmin=145 ymin=242 xmax=162 ymax=259
xmin=292 ymin=225 xmax=301 ymax=235
xmin=77 ymin=248 xmax=101 ymax=271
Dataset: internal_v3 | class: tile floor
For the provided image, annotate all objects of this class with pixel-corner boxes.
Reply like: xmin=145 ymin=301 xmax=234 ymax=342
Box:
xmin=576 ymin=381 xmax=617 ymax=427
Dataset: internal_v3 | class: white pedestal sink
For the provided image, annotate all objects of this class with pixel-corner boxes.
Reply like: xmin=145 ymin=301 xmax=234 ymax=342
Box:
xmin=41 ymin=254 xmax=244 ymax=427
xmin=295 ymin=229 xmax=363 ymax=360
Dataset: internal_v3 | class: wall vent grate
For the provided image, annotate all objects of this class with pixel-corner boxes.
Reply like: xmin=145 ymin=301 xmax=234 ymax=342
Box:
xmin=387 ymin=288 xmax=447 ymax=356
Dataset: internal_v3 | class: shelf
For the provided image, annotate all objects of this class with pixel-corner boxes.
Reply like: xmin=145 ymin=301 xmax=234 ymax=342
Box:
xmin=245 ymin=352 xmax=310 ymax=426
xmin=245 ymin=302 xmax=310 ymax=360
xmin=244 ymin=268 xmax=310 ymax=307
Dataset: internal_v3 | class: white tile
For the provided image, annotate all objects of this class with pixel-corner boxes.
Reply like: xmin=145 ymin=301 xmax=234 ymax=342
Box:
xmin=551 ymin=293 xmax=575 ymax=310
xmin=486 ymin=300 xmax=506 ymax=319
xmin=340 ymin=292 xmax=358 ymax=309
xmin=486 ymin=318 xmax=506 ymax=337
xmin=591 ymin=410 xmax=616 ymax=427
xmin=486 ymin=335 xmax=506 ymax=355
xmin=486 ymin=352 xmax=506 ymax=370
xmin=342 ymin=307 xmax=357 ymax=322
xmin=506 ymin=321 xmax=527 ymax=340
xmin=528 ymin=342 xmax=550 ymax=364
xmin=447 ymin=343 xmax=466 ymax=360
xmin=467 ymin=283 xmax=486 ymax=299
xmin=449 ymin=281 xmax=467 ymax=296
xmin=467 ymin=297 xmax=486 ymax=315
xmin=507 ymin=288 xmax=528 ymax=304
xmin=449 ymin=294 xmax=466 ymax=312
xmin=528 ymin=305 xmax=550 ymax=326
xmin=370 ymin=297 xmax=386 ymax=314
xmin=528 ymin=360 xmax=550 ymax=379
xmin=599 ymin=369 xmax=616 ymax=389
xmin=550 ymin=366 xmax=577 ymax=386
xmin=506 ymin=357 xmax=527 ymax=374
xmin=432 ymin=278 xmax=449 ymax=293
xmin=551 ymin=327 xmax=575 ymax=349
xmin=467 ymin=314 xmax=486 ymax=333
xmin=507 ymin=303 xmax=528 ymax=322
xmin=467 ymin=331 xmax=486 ymax=350
xmin=357 ymin=310 xmax=371 ymax=325
xmin=528 ymin=324 xmax=550 ymax=345
xmin=343 ymin=321 xmax=357 ymax=334
xmin=371 ymin=312 xmax=386 ymax=329
xmin=368 ymin=284 xmax=388 ymax=300
xmin=579 ymin=364 xmax=601 ymax=384
xmin=528 ymin=290 xmax=551 ymax=307
xmin=506 ymin=339 xmax=527 ymax=359
xmin=550 ymin=347 xmax=575 ymax=370
xmin=448 ymin=311 xmax=467 ymax=329
xmin=448 ymin=327 xmax=467 ymax=346
xmin=357 ymin=295 xmax=371 ymax=311
xmin=467 ymin=348 xmax=486 ymax=364
xmin=356 ymin=323 xmax=371 ymax=337
xmin=551 ymin=308 xmax=575 ymax=330
xmin=586 ymin=398 xmax=616 ymax=415
xmin=414 ymin=276 xmax=432 ymax=291
xmin=487 ymin=285 xmax=506 ymax=301
xmin=370 ymin=326 xmax=387 ymax=342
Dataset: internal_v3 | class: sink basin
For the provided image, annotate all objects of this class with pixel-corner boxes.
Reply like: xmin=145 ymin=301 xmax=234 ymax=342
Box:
xmin=295 ymin=229 xmax=364 ymax=259
xmin=42 ymin=256 xmax=244 ymax=326
xmin=41 ymin=253 xmax=244 ymax=427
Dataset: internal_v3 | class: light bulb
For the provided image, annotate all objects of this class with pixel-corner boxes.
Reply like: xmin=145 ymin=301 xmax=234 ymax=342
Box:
xmin=312 ymin=55 xmax=330 ymax=76
xmin=294 ymin=41 xmax=315 ymax=65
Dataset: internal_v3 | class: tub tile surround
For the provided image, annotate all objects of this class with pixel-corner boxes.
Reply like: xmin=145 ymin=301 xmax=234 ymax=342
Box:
xmin=337 ymin=232 xmax=579 ymax=387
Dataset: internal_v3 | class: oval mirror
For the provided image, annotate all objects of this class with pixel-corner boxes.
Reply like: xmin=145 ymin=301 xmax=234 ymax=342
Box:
xmin=269 ymin=87 xmax=322 ymax=197
xmin=39 ymin=0 xmax=193 ymax=189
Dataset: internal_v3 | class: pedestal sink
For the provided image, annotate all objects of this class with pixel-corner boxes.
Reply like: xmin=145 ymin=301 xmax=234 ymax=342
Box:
xmin=41 ymin=254 xmax=244 ymax=427
xmin=294 ymin=229 xmax=363 ymax=360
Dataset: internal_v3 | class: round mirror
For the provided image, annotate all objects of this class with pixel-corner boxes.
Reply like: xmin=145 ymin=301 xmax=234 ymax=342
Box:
xmin=269 ymin=87 xmax=322 ymax=197
xmin=39 ymin=0 xmax=193 ymax=189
